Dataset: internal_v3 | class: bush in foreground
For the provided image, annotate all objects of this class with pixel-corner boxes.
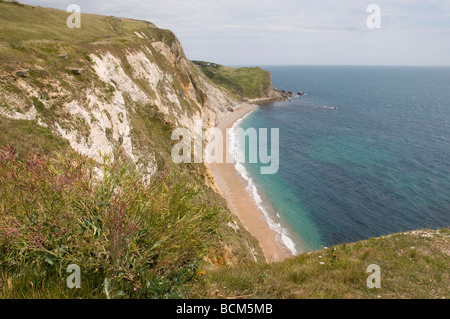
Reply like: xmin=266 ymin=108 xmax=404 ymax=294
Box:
xmin=0 ymin=146 xmax=221 ymax=298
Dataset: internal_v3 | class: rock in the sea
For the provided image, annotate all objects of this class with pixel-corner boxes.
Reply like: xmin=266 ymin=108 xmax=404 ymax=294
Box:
xmin=15 ymin=69 xmax=29 ymax=77
xmin=297 ymin=91 xmax=305 ymax=96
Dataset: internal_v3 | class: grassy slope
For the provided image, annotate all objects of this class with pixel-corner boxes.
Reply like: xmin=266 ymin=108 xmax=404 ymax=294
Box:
xmin=0 ymin=1 xmax=171 ymax=185
xmin=0 ymin=1 xmax=264 ymax=278
xmin=0 ymin=145 xmax=231 ymax=299
xmin=0 ymin=117 xmax=70 ymax=157
xmin=192 ymin=61 xmax=274 ymax=100
xmin=194 ymin=229 xmax=449 ymax=299
xmin=0 ymin=1 xmax=194 ymax=121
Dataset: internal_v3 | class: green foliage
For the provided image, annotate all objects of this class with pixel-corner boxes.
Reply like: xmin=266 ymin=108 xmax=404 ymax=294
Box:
xmin=194 ymin=230 xmax=450 ymax=299
xmin=0 ymin=117 xmax=70 ymax=157
xmin=193 ymin=61 xmax=273 ymax=100
xmin=0 ymin=2 xmax=146 ymax=44
xmin=0 ymin=146 xmax=221 ymax=298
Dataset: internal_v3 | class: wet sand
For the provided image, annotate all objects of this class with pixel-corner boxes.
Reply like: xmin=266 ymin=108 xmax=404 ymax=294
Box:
xmin=206 ymin=103 xmax=292 ymax=263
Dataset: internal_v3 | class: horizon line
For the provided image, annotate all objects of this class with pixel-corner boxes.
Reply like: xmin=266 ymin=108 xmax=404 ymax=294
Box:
xmin=222 ymin=64 xmax=450 ymax=68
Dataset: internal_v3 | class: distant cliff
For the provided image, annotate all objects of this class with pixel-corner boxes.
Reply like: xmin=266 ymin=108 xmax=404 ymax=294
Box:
xmin=193 ymin=61 xmax=282 ymax=101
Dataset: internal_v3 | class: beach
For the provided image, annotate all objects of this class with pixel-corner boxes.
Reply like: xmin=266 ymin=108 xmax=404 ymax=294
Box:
xmin=207 ymin=103 xmax=292 ymax=263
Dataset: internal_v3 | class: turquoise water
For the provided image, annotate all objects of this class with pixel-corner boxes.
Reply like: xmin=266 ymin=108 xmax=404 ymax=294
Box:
xmin=237 ymin=66 xmax=450 ymax=252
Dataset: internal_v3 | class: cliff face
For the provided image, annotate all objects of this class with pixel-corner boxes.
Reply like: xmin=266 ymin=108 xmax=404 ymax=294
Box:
xmin=0 ymin=2 xmax=283 ymax=180
xmin=0 ymin=2 xmax=276 ymax=264
xmin=0 ymin=3 xmax=248 ymax=180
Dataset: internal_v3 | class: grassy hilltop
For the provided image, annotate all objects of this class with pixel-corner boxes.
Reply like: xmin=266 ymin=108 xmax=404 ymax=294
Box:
xmin=0 ymin=1 xmax=448 ymax=299
xmin=195 ymin=229 xmax=449 ymax=299
xmin=192 ymin=61 xmax=276 ymax=100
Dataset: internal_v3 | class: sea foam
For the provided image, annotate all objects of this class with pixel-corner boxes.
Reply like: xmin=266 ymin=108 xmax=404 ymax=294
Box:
xmin=228 ymin=113 xmax=299 ymax=256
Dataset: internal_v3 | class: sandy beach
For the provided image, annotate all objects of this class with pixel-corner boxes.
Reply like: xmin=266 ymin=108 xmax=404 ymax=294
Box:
xmin=207 ymin=103 xmax=292 ymax=263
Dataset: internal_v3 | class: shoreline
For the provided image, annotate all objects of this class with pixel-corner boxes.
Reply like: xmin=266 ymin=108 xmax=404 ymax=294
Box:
xmin=207 ymin=102 xmax=293 ymax=263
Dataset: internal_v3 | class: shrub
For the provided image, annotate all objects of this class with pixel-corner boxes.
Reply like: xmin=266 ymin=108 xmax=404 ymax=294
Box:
xmin=0 ymin=146 xmax=221 ymax=298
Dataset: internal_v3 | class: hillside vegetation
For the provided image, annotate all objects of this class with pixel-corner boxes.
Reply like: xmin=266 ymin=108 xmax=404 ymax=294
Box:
xmin=194 ymin=229 xmax=449 ymax=299
xmin=192 ymin=61 xmax=277 ymax=100
xmin=0 ymin=146 xmax=224 ymax=298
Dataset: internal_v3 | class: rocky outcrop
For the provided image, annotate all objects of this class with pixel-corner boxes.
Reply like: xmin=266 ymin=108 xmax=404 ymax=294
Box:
xmin=15 ymin=69 xmax=29 ymax=77
xmin=0 ymin=24 xmax=243 ymax=183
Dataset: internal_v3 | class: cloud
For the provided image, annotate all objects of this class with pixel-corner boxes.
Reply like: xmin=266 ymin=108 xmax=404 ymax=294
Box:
xmin=18 ymin=0 xmax=450 ymax=65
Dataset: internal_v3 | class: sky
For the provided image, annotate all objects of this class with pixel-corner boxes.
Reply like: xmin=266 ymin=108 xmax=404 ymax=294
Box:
xmin=19 ymin=0 xmax=450 ymax=66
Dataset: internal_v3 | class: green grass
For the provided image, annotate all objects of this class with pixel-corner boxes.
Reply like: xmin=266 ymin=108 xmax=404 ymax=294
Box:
xmin=193 ymin=229 xmax=450 ymax=299
xmin=0 ymin=147 xmax=225 ymax=298
xmin=0 ymin=1 xmax=175 ymax=93
xmin=0 ymin=1 xmax=156 ymax=44
xmin=192 ymin=61 xmax=274 ymax=100
xmin=0 ymin=117 xmax=70 ymax=157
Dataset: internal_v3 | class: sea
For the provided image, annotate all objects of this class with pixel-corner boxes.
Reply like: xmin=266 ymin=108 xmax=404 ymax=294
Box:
xmin=232 ymin=66 xmax=450 ymax=254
